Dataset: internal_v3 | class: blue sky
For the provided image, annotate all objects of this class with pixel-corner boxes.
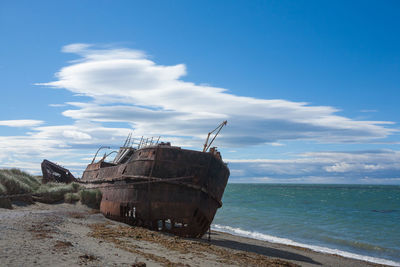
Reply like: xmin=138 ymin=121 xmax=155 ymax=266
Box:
xmin=0 ymin=1 xmax=399 ymax=183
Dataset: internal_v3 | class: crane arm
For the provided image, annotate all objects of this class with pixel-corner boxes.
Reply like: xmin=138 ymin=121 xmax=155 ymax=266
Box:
xmin=202 ymin=120 xmax=227 ymax=152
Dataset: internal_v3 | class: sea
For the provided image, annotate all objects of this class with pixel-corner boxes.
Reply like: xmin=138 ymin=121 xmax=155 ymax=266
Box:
xmin=212 ymin=184 xmax=400 ymax=266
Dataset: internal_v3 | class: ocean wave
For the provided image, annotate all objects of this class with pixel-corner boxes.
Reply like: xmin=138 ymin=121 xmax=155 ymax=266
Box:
xmin=211 ymin=224 xmax=400 ymax=267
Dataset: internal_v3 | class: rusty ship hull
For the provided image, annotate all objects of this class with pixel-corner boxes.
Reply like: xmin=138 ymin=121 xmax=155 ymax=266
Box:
xmin=81 ymin=144 xmax=230 ymax=238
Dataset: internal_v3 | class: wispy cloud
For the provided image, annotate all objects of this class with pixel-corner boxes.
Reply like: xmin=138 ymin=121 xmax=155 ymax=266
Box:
xmin=227 ymin=150 xmax=400 ymax=183
xmin=38 ymin=43 xmax=396 ymax=146
xmin=0 ymin=120 xmax=44 ymax=127
xmin=48 ymin=103 xmax=67 ymax=107
xmin=0 ymin=122 xmax=133 ymax=174
xmin=0 ymin=43 xmax=398 ymax=183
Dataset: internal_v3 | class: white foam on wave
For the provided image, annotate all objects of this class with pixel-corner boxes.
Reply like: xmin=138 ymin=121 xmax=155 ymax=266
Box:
xmin=212 ymin=224 xmax=400 ymax=267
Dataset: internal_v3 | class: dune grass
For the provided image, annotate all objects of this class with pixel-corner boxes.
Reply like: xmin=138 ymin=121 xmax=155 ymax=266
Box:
xmin=0 ymin=182 xmax=11 ymax=208
xmin=64 ymin=192 xmax=80 ymax=203
xmin=79 ymin=189 xmax=102 ymax=209
xmin=34 ymin=182 xmax=82 ymax=203
xmin=0 ymin=169 xmax=41 ymax=195
xmin=0 ymin=183 xmax=6 ymax=195
xmin=0 ymin=169 xmax=41 ymax=208
xmin=0 ymin=168 xmax=102 ymax=209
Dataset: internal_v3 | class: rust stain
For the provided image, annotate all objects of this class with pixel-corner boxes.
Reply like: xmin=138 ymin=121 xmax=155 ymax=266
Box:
xmin=41 ymin=159 xmax=76 ymax=184
xmin=42 ymin=122 xmax=230 ymax=238
xmin=81 ymin=141 xmax=230 ymax=238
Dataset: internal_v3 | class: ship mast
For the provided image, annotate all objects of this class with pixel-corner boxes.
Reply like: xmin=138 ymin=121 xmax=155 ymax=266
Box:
xmin=202 ymin=120 xmax=227 ymax=152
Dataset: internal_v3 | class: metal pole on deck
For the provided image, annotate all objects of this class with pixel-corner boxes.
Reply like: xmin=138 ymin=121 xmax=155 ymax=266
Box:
xmin=139 ymin=136 xmax=143 ymax=148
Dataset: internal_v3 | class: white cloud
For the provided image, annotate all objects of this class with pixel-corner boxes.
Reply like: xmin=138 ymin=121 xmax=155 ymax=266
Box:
xmin=0 ymin=121 xmax=134 ymax=175
xmin=38 ymin=43 xmax=396 ymax=146
xmin=0 ymin=120 xmax=44 ymax=127
xmin=49 ymin=103 xmax=67 ymax=107
xmin=62 ymin=43 xmax=92 ymax=53
xmin=324 ymin=162 xmax=354 ymax=172
xmin=62 ymin=130 xmax=92 ymax=140
xmin=227 ymin=150 xmax=400 ymax=183
xmin=0 ymin=43 xmax=398 ymax=183
xmin=269 ymin=142 xmax=285 ymax=146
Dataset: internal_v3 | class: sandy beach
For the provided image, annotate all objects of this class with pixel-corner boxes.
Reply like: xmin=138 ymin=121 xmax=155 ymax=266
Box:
xmin=0 ymin=202 xmax=388 ymax=267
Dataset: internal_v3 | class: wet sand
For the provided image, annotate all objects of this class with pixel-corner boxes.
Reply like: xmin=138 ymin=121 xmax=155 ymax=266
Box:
xmin=0 ymin=202 xmax=387 ymax=266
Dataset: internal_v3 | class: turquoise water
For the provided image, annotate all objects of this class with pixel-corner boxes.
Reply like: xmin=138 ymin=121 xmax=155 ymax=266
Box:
xmin=212 ymin=184 xmax=400 ymax=266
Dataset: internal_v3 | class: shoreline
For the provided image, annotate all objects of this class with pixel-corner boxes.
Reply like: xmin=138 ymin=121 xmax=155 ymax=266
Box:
xmin=1 ymin=202 xmax=397 ymax=267
xmin=210 ymin=229 xmax=398 ymax=267
xmin=211 ymin=225 xmax=400 ymax=267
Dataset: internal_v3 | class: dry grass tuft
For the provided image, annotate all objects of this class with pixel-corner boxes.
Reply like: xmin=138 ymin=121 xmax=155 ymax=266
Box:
xmin=79 ymin=253 xmax=98 ymax=263
xmin=29 ymin=223 xmax=56 ymax=239
xmin=88 ymin=223 xmax=297 ymax=267
xmin=54 ymin=240 xmax=73 ymax=251
xmin=132 ymin=259 xmax=147 ymax=267
xmin=88 ymin=209 xmax=101 ymax=214
xmin=68 ymin=212 xmax=86 ymax=219
xmin=89 ymin=223 xmax=186 ymax=266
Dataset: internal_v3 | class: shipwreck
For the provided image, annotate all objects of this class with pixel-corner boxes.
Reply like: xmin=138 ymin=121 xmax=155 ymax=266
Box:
xmin=42 ymin=121 xmax=230 ymax=238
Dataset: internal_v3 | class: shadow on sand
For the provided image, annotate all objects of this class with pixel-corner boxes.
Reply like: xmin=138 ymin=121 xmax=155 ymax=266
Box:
xmin=202 ymin=231 xmax=322 ymax=265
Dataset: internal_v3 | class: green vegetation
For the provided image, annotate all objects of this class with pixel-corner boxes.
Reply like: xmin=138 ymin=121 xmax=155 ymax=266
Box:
xmin=0 ymin=168 xmax=102 ymax=209
xmin=64 ymin=192 xmax=80 ymax=203
xmin=79 ymin=189 xmax=102 ymax=209
xmin=0 ymin=183 xmax=6 ymax=195
xmin=0 ymin=169 xmax=41 ymax=195
xmin=34 ymin=182 xmax=81 ymax=203
xmin=0 ymin=181 xmax=11 ymax=208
